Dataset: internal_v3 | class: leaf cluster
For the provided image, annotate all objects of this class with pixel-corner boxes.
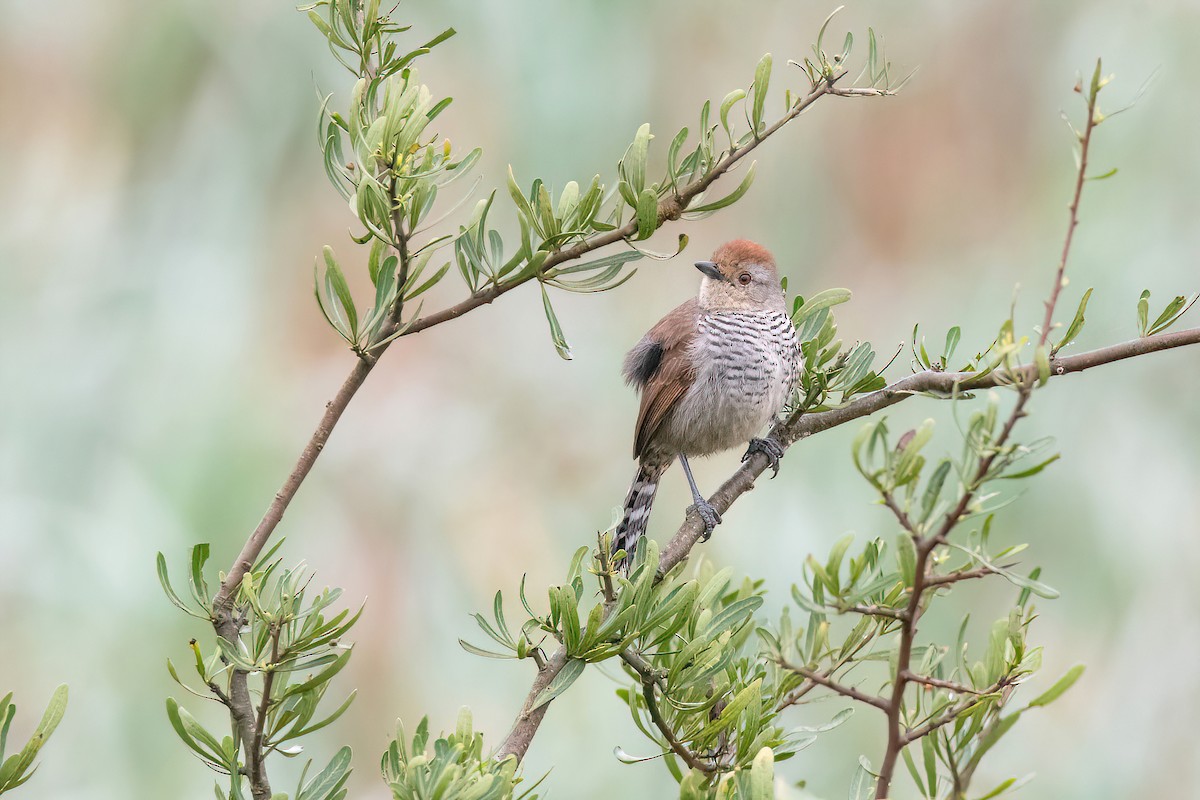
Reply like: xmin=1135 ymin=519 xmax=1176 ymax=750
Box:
xmin=159 ymin=544 xmax=359 ymax=800
xmin=787 ymin=289 xmax=888 ymax=412
xmin=381 ymin=709 xmax=540 ymax=800
xmin=0 ymin=686 xmax=67 ymax=795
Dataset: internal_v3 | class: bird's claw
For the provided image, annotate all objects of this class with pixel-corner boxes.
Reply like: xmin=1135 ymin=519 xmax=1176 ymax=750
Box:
xmin=693 ymin=500 xmax=722 ymax=541
xmin=742 ymin=437 xmax=785 ymax=478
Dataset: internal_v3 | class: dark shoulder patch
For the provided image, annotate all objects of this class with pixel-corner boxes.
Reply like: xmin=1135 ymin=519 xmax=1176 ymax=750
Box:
xmin=622 ymin=337 xmax=663 ymax=390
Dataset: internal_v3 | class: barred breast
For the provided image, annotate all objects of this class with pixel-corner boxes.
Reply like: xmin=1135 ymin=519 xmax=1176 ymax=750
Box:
xmin=657 ymin=310 xmax=800 ymax=457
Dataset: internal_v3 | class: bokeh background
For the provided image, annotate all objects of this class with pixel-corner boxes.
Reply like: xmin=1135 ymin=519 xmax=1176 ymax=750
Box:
xmin=2 ymin=1 xmax=1198 ymax=798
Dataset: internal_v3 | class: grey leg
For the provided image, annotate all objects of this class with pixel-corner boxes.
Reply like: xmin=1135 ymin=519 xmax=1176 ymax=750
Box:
xmin=742 ymin=436 xmax=786 ymax=478
xmin=678 ymin=454 xmax=722 ymax=540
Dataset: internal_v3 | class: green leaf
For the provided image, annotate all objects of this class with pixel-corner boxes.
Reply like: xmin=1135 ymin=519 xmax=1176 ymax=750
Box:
xmin=549 ymin=250 xmax=643 ymax=277
xmin=1052 ymin=287 xmax=1092 ymax=354
xmin=157 ymin=552 xmax=210 ymax=620
xmin=976 ymin=777 xmax=1027 ymax=800
xmin=635 ymin=188 xmax=658 ymax=240
xmin=705 ymin=679 xmax=760 ymax=737
xmin=920 ymin=459 xmax=952 ymax=522
xmin=506 ymin=166 xmax=539 ymax=228
xmin=1087 ymin=167 xmax=1118 ymax=181
xmin=848 ymin=755 xmax=875 ymax=800
xmin=624 ymin=123 xmax=651 ymax=195
xmin=282 ymin=649 xmax=353 ymax=700
xmin=188 ymin=543 xmax=211 ymax=611
xmin=165 ymin=697 xmax=229 ymax=770
xmin=1000 ymin=453 xmax=1060 ymax=480
xmin=686 ymin=161 xmax=757 ymax=214
xmin=751 ymin=53 xmax=772 ymax=131
xmin=792 ymin=288 xmax=851 ymax=326
xmin=896 ymin=534 xmax=917 ymax=588
xmin=323 ymin=246 xmax=358 ymax=339
xmin=942 ymin=325 xmax=961 ymax=366
xmin=539 ymin=283 xmax=573 ymax=361
xmin=402 ymin=262 xmax=450 ymax=301
xmin=1148 ymin=293 xmax=1198 ymax=335
xmin=0 ymin=685 xmax=67 ymax=793
xmin=530 ymin=658 xmax=586 ymax=710
xmin=748 ymin=747 xmax=774 ymax=800
xmin=719 ymin=89 xmax=747 ymax=140
xmin=1034 ymin=345 xmax=1050 ymax=387
xmin=297 ymin=746 xmax=352 ymax=800
xmin=1026 ymin=665 xmax=1084 ymax=708
xmin=1137 ymin=289 xmax=1150 ymax=336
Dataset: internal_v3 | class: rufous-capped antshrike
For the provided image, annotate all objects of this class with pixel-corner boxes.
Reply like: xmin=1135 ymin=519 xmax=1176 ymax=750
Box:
xmin=612 ymin=239 xmax=801 ymax=565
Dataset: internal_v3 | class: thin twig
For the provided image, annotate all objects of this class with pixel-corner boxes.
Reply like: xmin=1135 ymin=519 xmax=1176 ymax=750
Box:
xmin=901 ymin=670 xmax=982 ymax=696
xmin=778 ymin=661 xmax=890 ymax=712
xmin=924 ymin=566 xmax=998 ymax=588
xmin=621 ymin=652 xmax=716 ymax=773
xmin=843 ymin=604 xmax=907 ymax=621
xmin=249 ymin=624 xmax=282 ymax=790
xmin=872 ymin=70 xmax=1103 ymax=799
xmin=400 ymin=77 xmax=866 ymax=338
xmin=901 ymin=677 xmax=1012 ymax=745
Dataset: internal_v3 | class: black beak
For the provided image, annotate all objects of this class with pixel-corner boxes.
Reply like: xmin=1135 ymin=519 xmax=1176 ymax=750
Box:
xmin=695 ymin=261 xmax=725 ymax=281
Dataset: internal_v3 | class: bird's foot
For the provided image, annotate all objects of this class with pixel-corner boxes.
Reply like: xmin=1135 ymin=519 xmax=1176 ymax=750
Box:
xmin=692 ymin=499 xmax=723 ymax=541
xmin=742 ymin=436 xmax=786 ymax=478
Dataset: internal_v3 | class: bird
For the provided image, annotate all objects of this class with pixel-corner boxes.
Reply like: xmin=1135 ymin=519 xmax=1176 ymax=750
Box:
xmin=611 ymin=239 xmax=801 ymax=568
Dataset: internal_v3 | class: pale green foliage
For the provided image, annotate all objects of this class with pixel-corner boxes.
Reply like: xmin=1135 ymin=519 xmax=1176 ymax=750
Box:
xmin=381 ymin=710 xmax=538 ymax=800
xmin=306 ymin=0 xmax=900 ymax=361
xmin=0 ymin=686 xmax=67 ymax=795
xmin=159 ymin=543 xmax=358 ymax=800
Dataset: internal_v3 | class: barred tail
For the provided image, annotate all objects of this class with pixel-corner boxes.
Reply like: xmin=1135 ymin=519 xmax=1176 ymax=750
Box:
xmin=612 ymin=460 xmax=670 ymax=570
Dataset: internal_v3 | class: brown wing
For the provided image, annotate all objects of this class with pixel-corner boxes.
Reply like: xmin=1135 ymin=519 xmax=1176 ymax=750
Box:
xmin=629 ymin=298 xmax=698 ymax=458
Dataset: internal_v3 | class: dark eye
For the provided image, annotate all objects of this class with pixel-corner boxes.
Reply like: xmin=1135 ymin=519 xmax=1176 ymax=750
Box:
xmin=737 ymin=272 xmax=752 ymax=285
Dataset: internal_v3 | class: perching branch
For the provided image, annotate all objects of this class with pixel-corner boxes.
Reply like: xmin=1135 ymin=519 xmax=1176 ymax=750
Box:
xmin=205 ymin=68 xmax=889 ymax=784
xmin=495 ymin=325 xmax=1200 ymax=764
xmin=212 ymin=74 xmax=883 ymax=620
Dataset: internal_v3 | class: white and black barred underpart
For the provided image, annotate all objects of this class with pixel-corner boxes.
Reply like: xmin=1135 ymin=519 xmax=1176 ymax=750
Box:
xmin=612 ymin=309 xmax=800 ymax=567
xmin=655 ymin=310 xmax=800 ymax=457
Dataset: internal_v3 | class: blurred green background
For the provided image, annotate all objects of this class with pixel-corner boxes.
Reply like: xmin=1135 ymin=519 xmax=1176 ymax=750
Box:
xmin=2 ymin=1 xmax=1198 ymax=798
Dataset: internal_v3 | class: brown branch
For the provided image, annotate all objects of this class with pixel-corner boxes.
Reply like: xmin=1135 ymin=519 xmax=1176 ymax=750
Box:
xmin=882 ymin=492 xmax=917 ymax=534
xmin=496 ymin=325 xmax=1200 ymax=763
xmin=843 ymin=603 xmax=907 ymax=621
xmin=401 ymin=77 xmax=868 ymax=339
xmin=924 ymin=565 xmax=998 ymax=588
xmin=214 ymin=73 xmax=880 ymax=628
xmin=900 ymin=677 xmax=1012 ymax=746
xmin=901 ymin=670 xmax=982 ymax=696
xmin=778 ymin=661 xmax=890 ymax=712
xmin=249 ymin=625 xmax=282 ymax=791
xmin=620 ymin=650 xmax=716 ymax=773
xmin=1040 ymin=81 xmax=1098 ymax=349
xmin=642 ymin=682 xmax=716 ymax=773
xmin=873 ymin=71 xmax=1103 ymax=799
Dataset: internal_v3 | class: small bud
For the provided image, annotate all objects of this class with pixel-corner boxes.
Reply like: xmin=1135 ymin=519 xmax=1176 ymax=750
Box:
xmin=1073 ymin=79 xmax=1083 ymax=94
xmin=896 ymin=429 xmax=916 ymax=451
xmin=443 ymin=138 xmax=452 ymax=158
